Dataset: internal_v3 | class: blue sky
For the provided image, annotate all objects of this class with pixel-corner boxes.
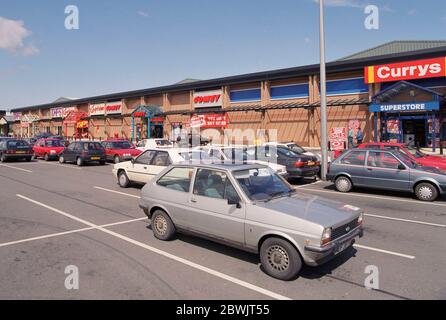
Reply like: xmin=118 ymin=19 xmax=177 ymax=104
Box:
xmin=1 ymin=0 xmax=445 ymax=108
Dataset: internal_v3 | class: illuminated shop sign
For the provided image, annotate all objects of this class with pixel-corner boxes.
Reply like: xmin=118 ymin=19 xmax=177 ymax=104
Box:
xmin=89 ymin=102 xmax=122 ymax=116
xmin=365 ymin=57 xmax=446 ymax=84
xmin=369 ymin=101 xmax=440 ymax=112
xmin=193 ymin=90 xmax=223 ymax=108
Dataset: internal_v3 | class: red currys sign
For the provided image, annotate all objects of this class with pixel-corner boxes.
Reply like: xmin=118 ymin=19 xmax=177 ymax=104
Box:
xmin=365 ymin=57 xmax=446 ymax=84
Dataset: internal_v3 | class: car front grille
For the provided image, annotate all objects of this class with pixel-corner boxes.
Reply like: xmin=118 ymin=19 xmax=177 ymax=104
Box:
xmin=332 ymin=219 xmax=359 ymax=240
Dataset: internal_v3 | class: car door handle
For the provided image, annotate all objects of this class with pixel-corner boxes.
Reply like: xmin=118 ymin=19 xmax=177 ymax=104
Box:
xmin=144 ymin=167 xmax=147 ymax=170
xmin=190 ymin=199 xmax=197 ymax=203
xmin=367 ymin=168 xmax=373 ymax=171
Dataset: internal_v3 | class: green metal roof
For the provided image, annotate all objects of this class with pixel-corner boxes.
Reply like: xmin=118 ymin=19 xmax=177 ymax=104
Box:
xmin=338 ymin=40 xmax=446 ymax=61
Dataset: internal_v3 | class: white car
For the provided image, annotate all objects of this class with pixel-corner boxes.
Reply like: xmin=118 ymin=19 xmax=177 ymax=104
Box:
xmin=195 ymin=145 xmax=288 ymax=177
xmin=113 ymin=148 xmax=218 ymax=187
xmin=263 ymin=142 xmax=331 ymax=163
xmin=136 ymin=138 xmax=173 ymax=151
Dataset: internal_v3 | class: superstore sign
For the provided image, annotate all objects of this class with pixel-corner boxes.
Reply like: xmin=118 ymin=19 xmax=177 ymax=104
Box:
xmin=365 ymin=57 xmax=446 ymax=84
xmin=369 ymin=101 xmax=440 ymax=113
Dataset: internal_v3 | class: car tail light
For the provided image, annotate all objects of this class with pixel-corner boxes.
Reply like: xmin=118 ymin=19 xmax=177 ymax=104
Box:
xmin=294 ymin=161 xmax=306 ymax=168
xmin=6 ymin=150 xmax=14 ymax=154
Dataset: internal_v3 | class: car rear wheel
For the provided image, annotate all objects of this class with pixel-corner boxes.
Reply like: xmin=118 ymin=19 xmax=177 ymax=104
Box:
xmin=415 ymin=182 xmax=438 ymax=202
xmin=59 ymin=155 xmax=65 ymax=164
xmin=76 ymin=157 xmax=84 ymax=167
xmin=0 ymin=154 xmax=6 ymax=162
xmin=260 ymin=237 xmax=302 ymax=281
xmin=44 ymin=153 xmax=49 ymax=161
xmin=114 ymin=155 xmax=120 ymax=164
xmin=118 ymin=171 xmax=130 ymax=188
xmin=25 ymin=157 xmax=32 ymax=162
xmin=151 ymin=210 xmax=176 ymax=241
xmin=335 ymin=176 xmax=352 ymax=193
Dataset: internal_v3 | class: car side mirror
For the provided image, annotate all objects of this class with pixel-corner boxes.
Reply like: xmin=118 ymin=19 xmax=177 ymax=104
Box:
xmin=398 ymin=163 xmax=406 ymax=170
xmin=227 ymin=197 xmax=242 ymax=209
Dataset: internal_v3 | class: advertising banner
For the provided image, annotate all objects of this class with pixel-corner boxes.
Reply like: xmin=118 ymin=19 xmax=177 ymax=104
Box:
xmin=190 ymin=114 xmax=228 ymax=129
xmin=329 ymin=127 xmax=347 ymax=150
xmin=50 ymin=108 xmax=63 ymax=118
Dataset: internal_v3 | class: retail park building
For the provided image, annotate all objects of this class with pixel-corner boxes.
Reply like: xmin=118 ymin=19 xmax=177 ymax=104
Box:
xmin=8 ymin=41 xmax=446 ymax=151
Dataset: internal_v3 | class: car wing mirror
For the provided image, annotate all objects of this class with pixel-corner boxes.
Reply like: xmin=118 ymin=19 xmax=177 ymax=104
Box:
xmin=398 ymin=163 xmax=406 ymax=170
xmin=227 ymin=197 xmax=242 ymax=209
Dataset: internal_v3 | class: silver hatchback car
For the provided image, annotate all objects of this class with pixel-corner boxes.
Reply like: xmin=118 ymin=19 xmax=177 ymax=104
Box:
xmin=139 ymin=162 xmax=364 ymax=280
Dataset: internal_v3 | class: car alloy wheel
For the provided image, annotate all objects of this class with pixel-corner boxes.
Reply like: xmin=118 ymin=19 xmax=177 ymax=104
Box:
xmin=118 ymin=171 xmax=129 ymax=188
xmin=335 ymin=176 xmax=352 ymax=193
xmin=266 ymin=245 xmax=290 ymax=272
xmin=59 ymin=156 xmax=65 ymax=164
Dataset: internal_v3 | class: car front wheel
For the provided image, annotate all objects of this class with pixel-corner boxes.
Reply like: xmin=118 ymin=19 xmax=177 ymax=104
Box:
xmin=59 ymin=155 xmax=65 ymax=164
xmin=76 ymin=157 xmax=84 ymax=166
xmin=118 ymin=171 xmax=130 ymax=188
xmin=260 ymin=237 xmax=302 ymax=281
xmin=44 ymin=153 xmax=49 ymax=161
xmin=0 ymin=154 xmax=6 ymax=162
xmin=415 ymin=182 xmax=438 ymax=202
xmin=151 ymin=210 xmax=176 ymax=241
xmin=335 ymin=176 xmax=352 ymax=193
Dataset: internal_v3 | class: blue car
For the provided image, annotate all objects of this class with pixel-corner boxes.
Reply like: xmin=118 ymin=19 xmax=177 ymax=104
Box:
xmin=327 ymin=148 xmax=446 ymax=202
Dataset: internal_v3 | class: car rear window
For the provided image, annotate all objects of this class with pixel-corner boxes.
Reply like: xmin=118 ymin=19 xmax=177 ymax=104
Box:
xmin=339 ymin=151 xmax=366 ymax=166
xmin=83 ymin=142 xmax=103 ymax=151
xmin=7 ymin=140 xmax=28 ymax=148
xmin=157 ymin=167 xmax=194 ymax=192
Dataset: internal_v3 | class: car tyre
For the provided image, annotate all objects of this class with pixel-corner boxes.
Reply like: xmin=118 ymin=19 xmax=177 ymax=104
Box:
xmin=260 ymin=237 xmax=302 ymax=281
xmin=114 ymin=155 xmax=120 ymax=164
xmin=25 ymin=157 xmax=32 ymax=162
xmin=335 ymin=176 xmax=352 ymax=193
xmin=0 ymin=153 xmax=6 ymax=162
xmin=44 ymin=153 xmax=49 ymax=161
xmin=99 ymin=161 xmax=106 ymax=165
xmin=151 ymin=210 xmax=176 ymax=241
xmin=59 ymin=155 xmax=65 ymax=164
xmin=415 ymin=182 xmax=438 ymax=202
xmin=118 ymin=171 xmax=130 ymax=188
xmin=76 ymin=157 xmax=84 ymax=167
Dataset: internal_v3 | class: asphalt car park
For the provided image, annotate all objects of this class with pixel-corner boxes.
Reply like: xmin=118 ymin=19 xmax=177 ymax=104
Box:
xmin=0 ymin=159 xmax=445 ymax=299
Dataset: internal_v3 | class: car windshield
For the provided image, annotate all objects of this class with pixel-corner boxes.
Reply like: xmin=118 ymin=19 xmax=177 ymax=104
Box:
xmin=288 ymin=143 xmax=306 ymax=154
xmin=156 ymin=139 xmax=172 ymax=146
xmin=83 ymin=142 xmax=103 ymax=151
xmin=180 ymin=151 xmax=220 ymax=161
xmin=394 ymin=150 xmax=417 ymax=168
xmin=404 ymin=145 xmax=425 ymax=158
xmin=46 ymin=140 xmax=63 ymax=147
xmin=111 ymin=141 xmax=132 ymax=149
xmin=233 ymin=167 xmax=294 ymax=201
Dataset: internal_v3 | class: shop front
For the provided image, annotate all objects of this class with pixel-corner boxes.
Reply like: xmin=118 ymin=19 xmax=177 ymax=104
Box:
xmin=131 ymin=105 xmax=163 ymax=142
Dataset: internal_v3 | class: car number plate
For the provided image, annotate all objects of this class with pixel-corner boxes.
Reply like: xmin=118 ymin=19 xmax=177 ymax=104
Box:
xmin=16 ymin=151 xmax=26 ymax=154
xmin=334 ymin=241 xmax=351 ymax=255
xmin=91 ymin=156 xmax=100 ymax=160
xmin=307 ymin=161 xmax=315 ymax=166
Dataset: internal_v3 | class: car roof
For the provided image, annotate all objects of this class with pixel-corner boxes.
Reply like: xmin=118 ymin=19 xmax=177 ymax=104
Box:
xmin=361 ymin=142 xmax=404 ymax=146
xmin=174 ymin=161 xmax=268 ymax=171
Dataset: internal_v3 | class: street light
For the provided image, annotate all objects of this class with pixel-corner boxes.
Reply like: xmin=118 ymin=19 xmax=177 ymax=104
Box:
xmin=319 ymin=0 xmax=328 ymax=180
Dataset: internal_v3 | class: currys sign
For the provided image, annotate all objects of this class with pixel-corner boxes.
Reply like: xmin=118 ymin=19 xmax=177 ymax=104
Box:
xmin=365 ymin=57 xmax=446 ymax=84
xmin=105 ymin=102 xmax=122 ymax=115
xmin=193 ymin=90 xmax=223 ymax=108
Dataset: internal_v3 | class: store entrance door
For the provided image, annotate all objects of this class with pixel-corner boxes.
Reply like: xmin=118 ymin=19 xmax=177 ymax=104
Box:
xmin=402 ymin=118 xmax=426 ymax=148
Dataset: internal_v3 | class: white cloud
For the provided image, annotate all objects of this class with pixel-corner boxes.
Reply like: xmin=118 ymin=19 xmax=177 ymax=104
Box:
xmin=0 ymin=16 xmax=38 ymax=56
xmin=137 ymin=11 xmax=149 ymax=18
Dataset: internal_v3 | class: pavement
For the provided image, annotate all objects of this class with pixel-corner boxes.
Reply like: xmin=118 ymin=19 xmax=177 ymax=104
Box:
xmin=0 ymin=159 xmax=445 ymax=300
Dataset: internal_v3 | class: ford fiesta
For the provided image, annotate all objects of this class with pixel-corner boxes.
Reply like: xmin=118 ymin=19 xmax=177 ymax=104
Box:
xmin=139 ymin=162 xmax=364 ymax=281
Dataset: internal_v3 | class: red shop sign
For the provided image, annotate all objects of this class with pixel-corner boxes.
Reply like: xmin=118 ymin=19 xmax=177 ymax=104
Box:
xmin=190 ymin=114 xmax=228 ymax=129
xmin=134 ymin=112 xmax=146 ymax=117
xmin=365 ymin=57 xmax=446 ymax=84
xmin=150 ymin=117 xmax=164 ymax=123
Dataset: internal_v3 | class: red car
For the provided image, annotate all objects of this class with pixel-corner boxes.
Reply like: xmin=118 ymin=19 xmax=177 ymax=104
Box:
xmin=33 ymin=138 xmax=65 ymax=161
xmin=358 ymin=142 xmax=446 ymax=170
xmin=101 ymin=139 xmax=141 ymax=163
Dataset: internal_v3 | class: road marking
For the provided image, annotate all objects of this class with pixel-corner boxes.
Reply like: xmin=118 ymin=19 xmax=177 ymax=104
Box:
xmin=37 ymin=161 xmax=82 ymax=170
xmin=94 ymin=186 xmax=141 ymax=199
xmin=354 ymin=244 xmax=415 ymax=260
xmin=16 ymin=194 xmax=291 ymax=300
xmin=365 ymin=213 xmax=446 ymax=228
xmin=0 ymin=164 xmax=33 ymax=173
xmin=298 ymin=188 xmax=446 ymax=208
xmin=0 ymin=217 xmax=147 ymax=248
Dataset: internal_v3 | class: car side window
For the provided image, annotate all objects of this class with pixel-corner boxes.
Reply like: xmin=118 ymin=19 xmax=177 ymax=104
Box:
xmin=67 ymin=143 xmax=76 ymax=151
xmin=340 ymin=151 xmax=366 ymax=166
xmin=193 ymin=169 xmax=239 ymax=201
xmin=367 ymin=151 xmax=400 ymax=169
xmin=157 ymin=167 xmax=194 ymax=192
xmin=151 ymin=152 xmax=172 ymax=166
xmin=135 ymin=150 xmax=156 ymax=165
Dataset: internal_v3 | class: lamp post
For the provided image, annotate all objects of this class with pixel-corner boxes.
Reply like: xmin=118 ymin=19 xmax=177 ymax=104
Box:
xmin=319 ymin=0 xmax=328 ymax=180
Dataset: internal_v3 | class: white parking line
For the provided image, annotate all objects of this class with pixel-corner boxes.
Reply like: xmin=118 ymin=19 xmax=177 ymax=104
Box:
xmin=37 ymin=161 xmax=82 ymax=170
xmin=0 ymin=217 xmax=147 ymax=248
xmin=16 ymin=194 xmax=291 ymax=300
xmin=365 ymin=213 xmax=446 ymax=228
xmin=354 ymin=244 xmax=415 ymax=260
xmin=298 ymin=188 xmax=446 ymax=208
xmin=0 ymin=164 xmax=33 ymax=173
xmin=94 ymin=186 xmax=141 ymax=199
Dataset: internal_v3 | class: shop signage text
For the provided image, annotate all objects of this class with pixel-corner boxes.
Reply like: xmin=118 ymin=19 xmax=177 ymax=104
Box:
xmin=193 ymin=90 xmax=223 ymax=108
xmin=51 ymin=108 xmax=63 ymax=118
xmin=105 ymin=102 xmax=122 ymax=115
xmin=329 ymin=127 xmax=347 ymax=151
xmin=190 ymin=113 xmax=228 ymax=128
xmin=89 ymin=102 xmax=122 ymax=116
xmin=89 ymin=103 xmax=105 ymax=116
xmin=13 ymin=112 xmax=22 ymax=121
xmin=369 ymin=101 xmax=440 ymax=112
xmin=365 ymin=57 xmax=446 ymax=84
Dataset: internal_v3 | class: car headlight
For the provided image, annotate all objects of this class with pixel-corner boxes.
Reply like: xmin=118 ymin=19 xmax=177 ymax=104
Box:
xmin=358 ymin=212 xmax=364 ymax=225
xmin=321 ymin=227 xmax=332 ymax=246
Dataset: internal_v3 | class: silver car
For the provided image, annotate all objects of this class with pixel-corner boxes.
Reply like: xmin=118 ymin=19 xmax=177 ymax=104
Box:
xmin=327 ymin=148 xmax=446 ymax=201
xmin=139 ymin=162 xmax=364 ymax=280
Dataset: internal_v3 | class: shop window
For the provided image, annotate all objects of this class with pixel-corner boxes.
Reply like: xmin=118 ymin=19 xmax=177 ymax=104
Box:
xmin=230 ymin=88 xmax=261 ymax=103
xmin=270 ymin=83 xmax=309 ymax=100
xmin=325 ymin=78 xmax=368 ymax=96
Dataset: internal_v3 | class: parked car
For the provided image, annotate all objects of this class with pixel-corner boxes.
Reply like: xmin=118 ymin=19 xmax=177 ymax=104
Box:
xmin=264 ymin=142 xmax=331 ymax=163
xmin=0 ymin=139 xmax=33 ymax=162
xmin=0 ymin=136 xmax=14 ymax=143
xmin=113 ymin=148 xmax=216 ymax=187
xmin=358 ymin=142 xmax=446 ymax=170
xmin=136 ymin=138 xmax=173 ymax=151
xmin=33 ymin=138 xmax=65 ymax=161
xmin=139 ymin=162 xmax=364 ymax=280
xmin=23 ymin=137 xmax=37 ymax=146
xmin=101 ymin=139 xmax=142 ymax=163
xmin=196 ymin=145 xmax=288 ymax=177
xmin=59 ymin=141 xmax=106 ymax=166
xmin=48 ymin=136 xmax=69 ymax=147
xmin=327 ymin=148 xmax=446 ymax=201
